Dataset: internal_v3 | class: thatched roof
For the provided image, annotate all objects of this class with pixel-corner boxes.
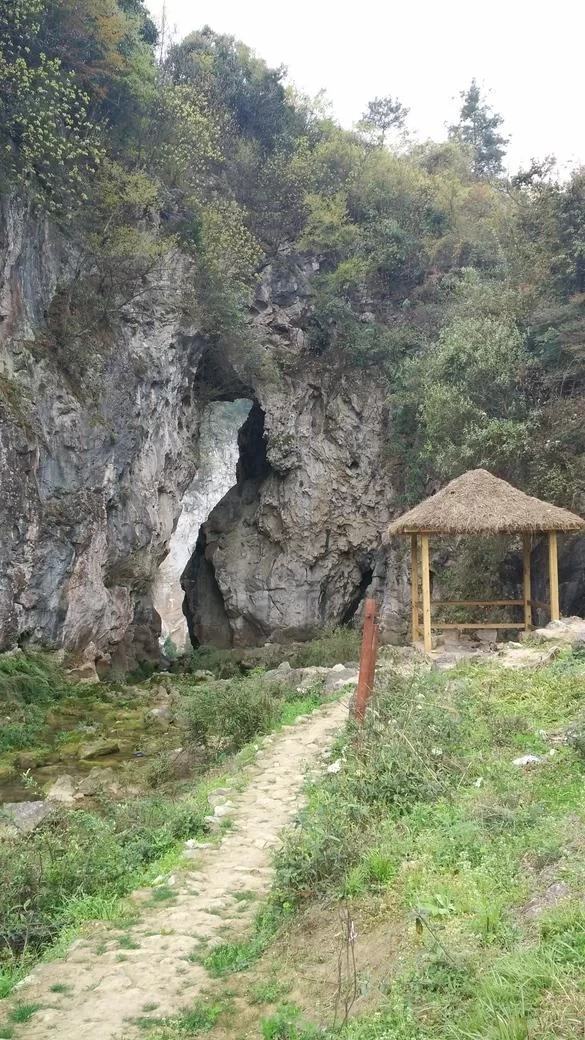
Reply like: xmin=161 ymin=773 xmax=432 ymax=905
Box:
xmin=387 ymin=469 xmax=585 ymax=537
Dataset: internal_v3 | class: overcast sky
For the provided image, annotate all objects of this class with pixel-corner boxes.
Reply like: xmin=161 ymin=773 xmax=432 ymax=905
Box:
xmin=147 ymin=0 xmax=585 ymax=175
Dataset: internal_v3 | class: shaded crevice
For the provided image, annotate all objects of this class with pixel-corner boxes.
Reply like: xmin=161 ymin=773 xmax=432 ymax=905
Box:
xmin=339 ymin=562 xmax=374 ymax=625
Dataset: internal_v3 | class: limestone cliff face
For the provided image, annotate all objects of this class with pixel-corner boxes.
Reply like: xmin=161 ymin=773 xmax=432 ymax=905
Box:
xmin=181 ymin=259 xmax=409 ymax=648
xmin=0 ymin=198 xmax=410 ymax=664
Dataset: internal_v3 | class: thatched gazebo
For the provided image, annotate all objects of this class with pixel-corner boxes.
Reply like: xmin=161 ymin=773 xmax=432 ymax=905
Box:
xmin=387 ymin=469 xmax=585 ymax=653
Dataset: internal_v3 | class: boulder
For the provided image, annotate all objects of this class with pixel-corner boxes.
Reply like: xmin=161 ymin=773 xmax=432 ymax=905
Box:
xmin=77 ymin=739 xmax=120 ymax=761
xmin=0 ymin=800 xmax=53 ymax=835
xmin=46 ymin=774 xmax=76 ymax=805
xmin=67 ymin=661 xmax=100 ymax=684
xmin=77 ymin=766 xmax=120 ymax=797
xmin=145 ymin=705 xmax=173 ymax=726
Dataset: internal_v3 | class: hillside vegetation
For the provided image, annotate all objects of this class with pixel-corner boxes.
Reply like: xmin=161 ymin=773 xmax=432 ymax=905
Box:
xmin=161 ymin=650 xmax=585 ymax=1040
xmin=2 ymin=0 xmax=585 ymax=512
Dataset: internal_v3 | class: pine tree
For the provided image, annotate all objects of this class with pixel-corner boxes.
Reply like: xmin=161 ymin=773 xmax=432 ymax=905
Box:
xmin=449 ymin=79 xmax=508 ymax=177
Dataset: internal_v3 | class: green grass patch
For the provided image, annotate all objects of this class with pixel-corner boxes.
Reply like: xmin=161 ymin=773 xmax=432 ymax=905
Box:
xmin=132 ymin=998 xmax=225 ymax=1036
xmin=248 ymin=652 xmax=585 ymax=1039
xmin=203 ymin=904 xmax=289 ymax=977
xmin=8 ymin=1001 xmax=42 ymax=1023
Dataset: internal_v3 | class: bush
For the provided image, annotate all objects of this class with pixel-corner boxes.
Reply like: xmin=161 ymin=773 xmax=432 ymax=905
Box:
xmin=184 ymin=677 xmax=283 ymax=757
xmin=0 ymin=793 xmax=207 ymax=962
xmin=286 ymin=629 xmax=361 ymax=668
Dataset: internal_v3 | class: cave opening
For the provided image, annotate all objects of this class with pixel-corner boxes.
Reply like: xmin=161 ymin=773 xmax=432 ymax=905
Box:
xmin=153 ymin=398 xmax=252 ymax=651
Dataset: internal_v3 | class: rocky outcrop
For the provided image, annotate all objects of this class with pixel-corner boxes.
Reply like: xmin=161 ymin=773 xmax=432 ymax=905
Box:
xmin=182 ymin=368 xmax=403 ymax=646
xmin=0 ymin=199 xmax=410 ymax=662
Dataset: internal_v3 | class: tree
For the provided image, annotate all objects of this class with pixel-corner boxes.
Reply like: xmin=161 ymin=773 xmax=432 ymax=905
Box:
xmin=358 ymin=95 xmax=409 ymax=147
xmin=448 ymin=79 xmax=508 ymax=178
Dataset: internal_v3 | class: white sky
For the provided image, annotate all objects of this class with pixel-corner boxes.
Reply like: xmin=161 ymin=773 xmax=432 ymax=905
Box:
xmin=147 ymin=0 xmax=585 ymax=175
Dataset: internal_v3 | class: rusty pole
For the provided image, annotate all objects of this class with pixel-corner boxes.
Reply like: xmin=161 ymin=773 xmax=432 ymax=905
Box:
xmin=353 ymin=598 xmax=379 ymax=723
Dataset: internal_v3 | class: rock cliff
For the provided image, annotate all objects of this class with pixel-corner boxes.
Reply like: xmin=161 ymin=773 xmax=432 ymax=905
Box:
xmin=0 ymin=197 xmax=410 ymax=665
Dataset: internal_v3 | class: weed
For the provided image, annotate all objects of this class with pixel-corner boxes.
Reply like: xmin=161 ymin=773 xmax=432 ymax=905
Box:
xmin=0 ymin=1027 xmax=14 ymax=1039
xmin=203 ymin=904 xmax=287 ymax=977
xmin=142 ymin=1001 xmax=160 ymax=1012
xmin=118 ymin=934 xmax=141 ymax=949
xmin=8 ymin=1001 xmax=42 ymax=1023
xmin=49 ymin=982 xmax=72 ymax=994
xmin=251 ymin=978 xmax=292 ymax=1005
xmin=150 ymin=886 xmax=176 ymax=903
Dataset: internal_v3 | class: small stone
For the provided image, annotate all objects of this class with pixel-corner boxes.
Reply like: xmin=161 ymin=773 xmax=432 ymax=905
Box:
xmin=207 ymin=787 xmax=232 ymax=807
xmin=145 ymin=706 xmax=172 ymax=729
xmin=213 ymin=802 xmax=235 ymax=818
xmin=77 ymin=766 xmax=118 ymax=796
xmin=512 ymin=754 xmax=543 ymax=767
xmin=327 ymin=759 xmax=342 ymax=774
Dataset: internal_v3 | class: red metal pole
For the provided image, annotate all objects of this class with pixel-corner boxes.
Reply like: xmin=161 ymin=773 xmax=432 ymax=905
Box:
xmin=353 ymin=598 xmax=378 ymax=723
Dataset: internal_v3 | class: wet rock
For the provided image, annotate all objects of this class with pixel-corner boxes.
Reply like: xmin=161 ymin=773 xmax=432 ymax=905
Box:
xmin=77 ymin=739 xmax=120 ymax=761
xmin=46 ymin=774 xmax=76 ymax=805
xmin=14 ymin=750 xmax=51 ymax=770
xmin=0 ymin=800 xmax=53 ymax=835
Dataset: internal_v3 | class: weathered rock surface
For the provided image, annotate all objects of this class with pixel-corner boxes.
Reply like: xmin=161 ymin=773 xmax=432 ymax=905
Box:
xmin=77 ymin=739 xmax=120 ymax=761
xmin=0 ymin=800 xmax=53 ymax=836
xmin=45 ymin=774 xmax=76 ymax=804
xmin=0 ymin=199 xmax=410 ymax=660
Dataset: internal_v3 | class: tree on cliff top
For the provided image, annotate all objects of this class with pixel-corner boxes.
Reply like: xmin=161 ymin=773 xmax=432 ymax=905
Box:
xmin=449 ymin=79 xmax=508 ymax=177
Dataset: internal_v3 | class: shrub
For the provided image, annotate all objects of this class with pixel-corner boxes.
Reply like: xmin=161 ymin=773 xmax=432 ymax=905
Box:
xmin=0 ymin=793 xmax=207 ymax=962
xmin=184 ymin=677 xmax=283 ymax=757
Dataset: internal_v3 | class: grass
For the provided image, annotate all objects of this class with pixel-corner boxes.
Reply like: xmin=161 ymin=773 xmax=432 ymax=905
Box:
xmin=49 ymin=982 xmax=72 ymax=994
xmin=118 ymin=934 xmax=141 ymax=949
xmin=202 ymin=905 xmax=290 ymax=977
xmin=130 ymin=998 xmax=225 ymax=1036
xmin=0 ymin=641 xmax=341 ymax=1002
xmin=7 ymin=1001 xmax=42 ymax=1023
xmin=190 ymin=649 xmax=585 ymax=1040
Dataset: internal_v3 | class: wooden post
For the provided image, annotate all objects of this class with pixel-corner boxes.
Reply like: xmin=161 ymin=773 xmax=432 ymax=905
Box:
xmin=354 ymin=598 xmax=378 ymax=723
xmin=523 ymin=535 xmax=532 ymax=632
xmin=420 ymin=534 xmax=432 ymax=654
xmin=548 ymin=531 xmax=560 ymax=622
xmin=411 ymin=534 xmax=419 ymax=644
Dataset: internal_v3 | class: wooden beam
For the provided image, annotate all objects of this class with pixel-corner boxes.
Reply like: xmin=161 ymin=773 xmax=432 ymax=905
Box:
xmin=421 ymin=534 xmax=432 ymax=654
xmin=354 ymin=598 xmax=379 ymax=723
xmin=431 ymin=599 xmax=524 ymax=607
xmin=434 ymin=623 xmax=526 ymax=630
xmin=548 ymin=531 xmax=560 ymax=621
xmin=523 ymin=535 xmax=532 ymax=632
xmin=528 ymin=599 xmax=549 ymax=610
xmin=411 ymin=534 xmax=419 ymax=643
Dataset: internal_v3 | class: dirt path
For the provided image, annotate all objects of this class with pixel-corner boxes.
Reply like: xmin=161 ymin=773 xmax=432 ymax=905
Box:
xmin=8 ymin=697 xmax=349 ymax=1040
